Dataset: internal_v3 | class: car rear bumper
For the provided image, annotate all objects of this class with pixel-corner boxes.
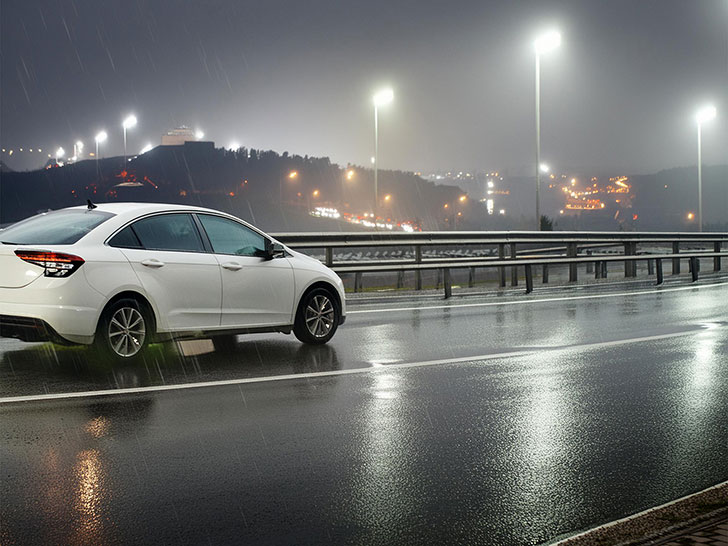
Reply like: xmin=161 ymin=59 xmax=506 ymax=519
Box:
xmin=0 ymin=315 xmax=69 ymax=344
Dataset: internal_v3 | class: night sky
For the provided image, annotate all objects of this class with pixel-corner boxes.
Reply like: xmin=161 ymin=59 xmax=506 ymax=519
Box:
xmin=1 ymin=0 xmax=726 ymax=174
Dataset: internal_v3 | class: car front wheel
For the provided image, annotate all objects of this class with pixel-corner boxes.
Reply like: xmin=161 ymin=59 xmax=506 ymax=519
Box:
xmin=293 ymin=288 xmax=340 ymax=344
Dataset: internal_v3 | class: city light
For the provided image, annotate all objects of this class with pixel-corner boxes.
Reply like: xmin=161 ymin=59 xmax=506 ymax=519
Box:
xmin=195 ymin=129 xmax=205 ymax=139
xmin=370 ymin=156 xmax=375 ymax=164
xmin=373 ymin=88 xmax=394 ymax=106
xmin=55 ymin=147 xmax=65 ymax=159
xmin=122 ymin=115 xmax=137 ymax=129
xmin=687 ymin=212 xmax=695 ymax=221
xmin=459 ymin=195 xmax=467 ymax=202
xmin=139 ymin=143 xmax=153 ymax=154
xmin=539 ymin=163 xmax=550 ymax=173
xmin=346 ymin=169 xmax=355 ymax=180
xmin=534 ymin=30 xmax=562 ymax=54
xmin=695 ymin=105 xmax=717 ymax=124
xmin=228 ymin=141 xmax=240 ymax=150
xmin=289 ymin=171 xmax=298 ymax=179
xmin=312 ymin=189 xmax=320 ymax=197
xmin=95 ymin=131 xmax=108 ymax=144
xmin=384 ymin=194 xmax=392 ymax=202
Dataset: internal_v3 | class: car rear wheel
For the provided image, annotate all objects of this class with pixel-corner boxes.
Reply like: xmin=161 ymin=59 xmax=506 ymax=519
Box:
xmin=293 ymin=288 xmax=339 ymax=344
xmin=95 ymin=298 xmax=153 ymax=361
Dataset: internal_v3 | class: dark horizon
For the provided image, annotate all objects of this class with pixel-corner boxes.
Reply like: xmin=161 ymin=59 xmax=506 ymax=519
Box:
xmin=1 ymin=0 xmax=727 ymax=175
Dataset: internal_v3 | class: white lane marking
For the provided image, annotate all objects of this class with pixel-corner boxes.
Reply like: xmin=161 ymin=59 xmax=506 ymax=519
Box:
xmin=549 ymin=478 xmax=728 ymax=545
xmin=0 ymin=327 xmax=712 ymax=405
xmin=347 ymin=280 xmax=728 ymax=315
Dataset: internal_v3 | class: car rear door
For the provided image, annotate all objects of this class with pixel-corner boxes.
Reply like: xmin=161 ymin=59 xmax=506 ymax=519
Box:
xmin=196 ymin=213 xmax=294 ymax=327
xmin=110 ymin=213 xmax=222 ymax=331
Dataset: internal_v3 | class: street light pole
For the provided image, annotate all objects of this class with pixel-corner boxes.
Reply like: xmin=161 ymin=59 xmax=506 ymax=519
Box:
xmin=372 ymin=88 xmax=393 ymax=215
xmin=695 ymin=105 xmax=716 ymax=232
xmin=122 ymin=115 xmax=137 ymax=164
xmin=533 ymin=30 xmax=561 ymax=231
xmin=535 ymin=53 xmax=541 ymax=231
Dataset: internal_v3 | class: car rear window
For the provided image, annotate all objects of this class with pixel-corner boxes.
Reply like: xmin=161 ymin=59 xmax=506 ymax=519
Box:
xmin=0 ymin=209 xmax=114 ymax=245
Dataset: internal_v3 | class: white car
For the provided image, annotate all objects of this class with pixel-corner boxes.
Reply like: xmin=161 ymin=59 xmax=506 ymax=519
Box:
xmin=0 ymin=202 xmax=345 ymax=360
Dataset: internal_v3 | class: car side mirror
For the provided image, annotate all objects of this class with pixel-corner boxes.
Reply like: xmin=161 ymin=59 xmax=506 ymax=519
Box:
xmin=262 ymin=240 xmax=285 ymax=260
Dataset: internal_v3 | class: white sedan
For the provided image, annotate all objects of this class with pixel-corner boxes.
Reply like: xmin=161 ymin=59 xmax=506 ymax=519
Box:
xmin=0 ymin=202 xmax=345 ymax=360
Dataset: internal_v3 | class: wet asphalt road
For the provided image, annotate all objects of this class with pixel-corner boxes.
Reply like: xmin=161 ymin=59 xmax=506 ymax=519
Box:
xmin=1 ymin=279 xmax=727 ymax=545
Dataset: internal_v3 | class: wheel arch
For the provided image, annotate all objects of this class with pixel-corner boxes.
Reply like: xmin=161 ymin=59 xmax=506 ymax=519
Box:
xmin=297 ymin=280 xmax=342 ymax=314
xmin=99 ymin=290 xmax=158 ymax=335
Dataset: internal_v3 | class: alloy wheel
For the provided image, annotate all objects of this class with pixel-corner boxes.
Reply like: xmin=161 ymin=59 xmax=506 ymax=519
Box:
xmin=108 ymin=306 xmax=146 ymax=357
xmin=305 ymin=295 xmax=335 ymax=338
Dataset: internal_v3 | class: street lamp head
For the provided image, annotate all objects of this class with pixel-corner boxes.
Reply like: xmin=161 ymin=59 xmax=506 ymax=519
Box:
xmin=55 ymin=147 xmax=65 ymax=159
xmin=534 ymin=30 xmax=561 ymax=55
xmin=122 ymin=115 xmax=137 ymax=129
xmin=288 ymin=171 xmax=298 ymax=179
xmin=373 ymin=88 xmax=394 ymax=107
xmin=539 ymin=163 xmax=550 ymax=173
xmin=95 ymin=131 xmax=108 ymax=144
xmin=75 ymin=140 xmax=84 ymax=150
xmin=195 ymin=129 xmax=205 ymax=139
xmin=346 ymin=169 xmax=354 ymax=180
xmin=695 ymin=105 xmax=717 ymax=124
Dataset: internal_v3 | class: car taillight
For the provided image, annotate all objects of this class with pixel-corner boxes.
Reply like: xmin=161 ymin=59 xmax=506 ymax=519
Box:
xmin=15 ymin=250 xmax=85 ymax=277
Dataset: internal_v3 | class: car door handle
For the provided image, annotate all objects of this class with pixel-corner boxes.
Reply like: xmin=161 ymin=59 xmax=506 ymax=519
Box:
xmin=221 ymin=262 xmax=243 ymax=271
xmin=141 ymin=259 xmax=165 ymax=268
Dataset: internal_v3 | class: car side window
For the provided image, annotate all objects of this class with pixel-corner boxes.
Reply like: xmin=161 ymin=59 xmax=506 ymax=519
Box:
xmin=108 ymin=226 xmax=143 ymax=249
xmin=198 ymin=214 xmax=266 ymax=257
xmin=131 ymin=214 xmax=204 ymax=252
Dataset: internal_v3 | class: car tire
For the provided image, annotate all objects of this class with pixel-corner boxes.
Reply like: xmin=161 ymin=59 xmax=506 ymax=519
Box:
xmin=94 ymin=297 xmax=153 ymax=361
xmin=211 ymin=335 xmax=238 ymax=353
xmin=293 ymin=287 xmax=340 ymax=345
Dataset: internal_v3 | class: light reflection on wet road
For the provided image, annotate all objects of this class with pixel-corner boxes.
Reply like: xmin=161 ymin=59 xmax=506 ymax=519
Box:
xmin=1 ymin=281 xmax=727 ymax=545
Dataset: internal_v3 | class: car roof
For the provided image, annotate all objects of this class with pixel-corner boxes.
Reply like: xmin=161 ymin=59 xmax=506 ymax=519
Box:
xmin=66 ymin=202 xmax=219 ymax=216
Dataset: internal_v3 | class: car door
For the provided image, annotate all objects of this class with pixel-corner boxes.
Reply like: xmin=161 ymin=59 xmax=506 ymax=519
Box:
xmin=196 ymin=213 xmax=295 ymax=327
xmin=109 ymin=213 xmax=222 ymax=331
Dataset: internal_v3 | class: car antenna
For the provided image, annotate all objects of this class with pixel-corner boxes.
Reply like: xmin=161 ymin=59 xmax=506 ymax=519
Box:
xmin=87 ymin=199 xmax=97 ymax=210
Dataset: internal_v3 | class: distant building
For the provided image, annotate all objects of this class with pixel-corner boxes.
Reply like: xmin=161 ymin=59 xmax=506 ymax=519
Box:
xmin=161 ymin=126 xmax=205 ymax=146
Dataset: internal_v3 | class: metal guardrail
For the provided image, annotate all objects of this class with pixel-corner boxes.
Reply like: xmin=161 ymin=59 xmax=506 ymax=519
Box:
xmin=272 ymin=231 xmax=728 ymax=298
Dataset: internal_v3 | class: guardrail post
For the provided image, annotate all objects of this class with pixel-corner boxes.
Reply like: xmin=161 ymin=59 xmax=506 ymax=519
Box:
xmin=415 ymin=245 xmax=422 ymax=290
xmin=656 ymin=258 xmax=663 ymax=285
xmin=354 ymin=272 xmax=362 ymax=292
xmin=601 ymin=261 xmax=608 ymax=278
xmin=498 ymin=244 xmax=506 ymax=287
xmin=396 ymin=271 xmax=404 ymax=289
xmin=715 ymin=242 xmax=722 ymax=272
xmin=510 ymin=243 xmax=518 ymax=286
xmin=443 ymin=268 xmax=452 ymax=299
xmin=647 ymin=258 xmax=654 ymax=276
xmin=672 ymin=242 xmax=680 ymax=275
xmin=624 ymin=243 xmax=636 ymax=277
xmin=325 ymin=247 xmax=334 ymax=267
xmin=568 ymin=243 xmax=578 ymax=282
xmin=690 ymin=257 xmax=699 ymax=282
xmin=525 ymin=265 xmax=533 ymax=294
xmin=595 ymin=260 xmax=601 ymax=279
xmin=542 ymin=264 xmax=549 ymax=284
xmin=586 ymin=250 xmax=593 ymax=273
xmin=468 ymin=267 xmax=475 ymax=288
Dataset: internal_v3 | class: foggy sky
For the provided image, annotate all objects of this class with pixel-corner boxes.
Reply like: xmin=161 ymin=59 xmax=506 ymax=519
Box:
xmin=1 ymin=0 xmax=726 ymax=175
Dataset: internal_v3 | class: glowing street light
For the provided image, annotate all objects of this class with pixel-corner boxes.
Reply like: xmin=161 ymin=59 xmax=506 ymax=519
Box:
xmin=74 ymin=140 xmax=84 ymax=161
xmin=122 ymin=114 xmax=137 ymax=162
xmin=346 ymin=169 xmax=355 ymax=180
xmin=459 ymin=195 xmax=467 ymax=203
xmin=55 ymin=147 xmax=65 ymax=160
xmin=280 ymin=170 xmax=299 ymax=201
xmin=383 ymin=194 xmax=392 ymax=202
xmin=195 ymin=129 xmax=205 ymax=140
xmin=533 ymin=29 xmax=561 ymax=230
xmin=539 ymin=163 xmax=550 ymax=173
xmin=695 ymin=104 xmax=716 ymax=231
xmin=228 ymin=141 xmax=240 ymax=151
xmin=372 ymin=87 xmax=394 ymax=212
xmin=94 ymin=131 xmax=107 ymax=179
